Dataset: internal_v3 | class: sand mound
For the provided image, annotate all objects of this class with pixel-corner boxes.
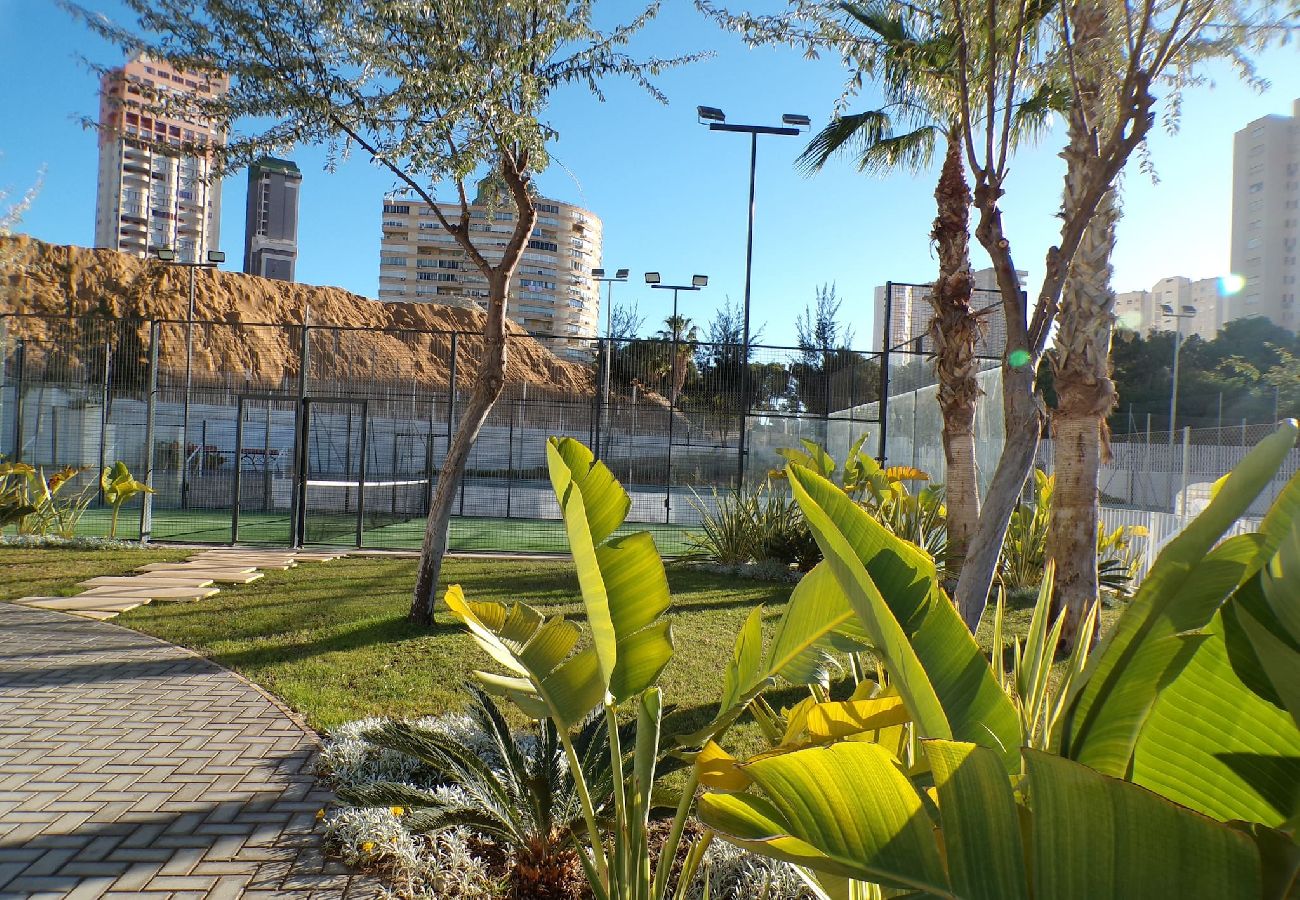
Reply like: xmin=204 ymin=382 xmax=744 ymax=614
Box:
xmin=0 ymin=234 xmax=594 ymax=394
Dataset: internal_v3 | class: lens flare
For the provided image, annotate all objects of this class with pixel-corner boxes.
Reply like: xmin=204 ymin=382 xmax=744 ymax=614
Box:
xmin=1008 ymin=349 xmax=1031 ymax=367
xmin=1116 ymin=310 xmax=1144 ymax=332
xmin=1219 ymin=273 xmax=1246 ymax=296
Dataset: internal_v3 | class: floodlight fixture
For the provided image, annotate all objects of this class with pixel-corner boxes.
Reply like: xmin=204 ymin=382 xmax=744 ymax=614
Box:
xmin=592 ymin=267 xmax=606 ymax=278
xmin=207 ymin=250 xmax=226 ymax=264
xmin=692 ymin=274 xmax=708 ymax=287
xmin=782 ymin=113 xmax=811 ymax=128
xmin=615 ymin=268 xmax=629 ymax=280
xmin=697 ymin=105 xmax=726 ymax=124
xmin=1161 ymin=303 xmax=1175 ymax=315
xmin=155 ymin=248 xmax=177 ymax=262
xmin=1182 ymin=305 xmax=1196 ymax=316
xmin=644 ymin=272 xmax=661 ymax=284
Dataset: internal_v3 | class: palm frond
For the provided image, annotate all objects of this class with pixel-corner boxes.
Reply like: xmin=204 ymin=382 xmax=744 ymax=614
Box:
xmin=1010 ymin=80 xmax=1070 ymax=148
xmin=335 ymin=780 xmax=441 ymax=810
xmin=797 ymin=109 xmax=895 ymax=174
xmin=859 ymin=124 xmax=942 ymax=175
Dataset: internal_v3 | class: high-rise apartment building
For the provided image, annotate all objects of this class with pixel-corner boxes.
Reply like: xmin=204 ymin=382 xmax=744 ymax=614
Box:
xmin=93 ymin=54 xmax=227 ymax=263
xmin=1116 ymin=275 xmax=1235 ymax=341
xmin=873 ymin=267 xmax=1027 ymax=356
xmin=377 ymin=192 xmax=602 ymax=359
xmin=1230 ymin=98 xmax=1300 ymax=333
xmin=243 ymin=157 xmax=301 ymax=281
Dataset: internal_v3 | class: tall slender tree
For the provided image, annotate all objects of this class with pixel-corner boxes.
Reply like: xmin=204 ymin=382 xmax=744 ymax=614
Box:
xmin=72 ymin=0 xmax=700 ymax=625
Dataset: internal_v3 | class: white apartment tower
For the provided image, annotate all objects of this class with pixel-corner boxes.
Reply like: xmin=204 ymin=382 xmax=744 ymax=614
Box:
xmin=1230 ymin=98 xmax=1300 ymax=333
xmin=377 ymin=192 xmax=602 ymax=359
xmin=94 ymin=55 xmax=227 ymax=263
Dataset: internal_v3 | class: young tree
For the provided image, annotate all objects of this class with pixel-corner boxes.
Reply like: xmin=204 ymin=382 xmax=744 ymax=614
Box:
xmin=793 ymin=283 xmax=856 ymax=415
xmin=655 ymin=314 xmax=699 ymax=405
xmin=73 ymin=0 xmax=699 ymax=625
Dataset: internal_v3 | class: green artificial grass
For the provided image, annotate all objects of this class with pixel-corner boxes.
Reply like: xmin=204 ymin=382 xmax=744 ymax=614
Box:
xmin=0 ymin=547 xmax=194 ymax=601
xmin=64 ymin=506 xmax=697 ymax=554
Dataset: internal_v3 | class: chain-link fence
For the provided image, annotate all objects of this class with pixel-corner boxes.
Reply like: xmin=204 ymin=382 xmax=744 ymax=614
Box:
xmin=0 ymin=312 xmax=883 ymax=553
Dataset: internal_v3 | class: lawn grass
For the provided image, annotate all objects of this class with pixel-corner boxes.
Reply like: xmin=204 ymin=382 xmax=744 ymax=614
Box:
xmin=0 ymin=547 xmax=194 ymax=601
xmin=1 ymin=544 xmax=1125 ymax=760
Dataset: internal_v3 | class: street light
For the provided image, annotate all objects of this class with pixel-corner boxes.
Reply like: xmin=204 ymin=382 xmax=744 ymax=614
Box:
xmin=698 ymin=105 xmax=808 ymax=484
xmin=1162 ymin=302 xmax=1197 ymax=514
xmin=647 ymin=273 xmax=708 ymax=523
xmin=592 ymin=267 xmax=630 ymax=458
xmin=155 ymin=246 xmax=225 ymax=509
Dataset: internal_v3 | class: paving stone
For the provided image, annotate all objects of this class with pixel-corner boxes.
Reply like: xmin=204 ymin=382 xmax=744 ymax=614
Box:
xmin=13 ymin=597 xmax=144 ymax=613
xmin=79 ymin=576 xmax=216 ymax=588
xmin=79 ymin=586 xmax=220 ymax=601
xmin=0 ymin=601 xmax=379 ymax=898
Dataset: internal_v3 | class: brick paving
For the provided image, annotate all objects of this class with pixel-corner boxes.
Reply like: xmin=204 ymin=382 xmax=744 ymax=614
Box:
xmin=0 ymin=602 xmax=378 ymax=898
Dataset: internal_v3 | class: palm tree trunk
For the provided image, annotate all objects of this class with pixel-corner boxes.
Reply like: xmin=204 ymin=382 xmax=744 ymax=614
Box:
xmin=1046 ymin=9 xmax=1120 ymax=647
xmin=928 ymin=131 xmax=980 ymax=576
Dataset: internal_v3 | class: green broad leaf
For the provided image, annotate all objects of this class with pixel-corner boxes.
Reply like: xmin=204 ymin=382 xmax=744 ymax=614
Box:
xmin=1059 ymin=532 xmax=1272 ymax=776
xmin=538 ymin=648 xmax=606 ymax=729
xmin=607 ymin=622 xmax=674 ymax=703
xmin=555 ymin=460 xmax=619 ymax=691
xmin=925 ymin=741 xmax=1029 ymax=900
xmin=765 ymin=561 xmax=867 ymax=687
xmin=1026 ymin=750 xmax=1261 ymax=900
xmin=1262 ymin=525 xmax=1300 ymax=646
xmin=1236 ymin=606 xmax=1300 ymax=733
xmin=633 ymin=687 xmax=662 ymax=822
xmin=720 ymin=606 xmax=764 ymax=712
xmin=1252 ymin=465 xmax=1300 ymax=578
xmin=787 ymin=465 xmax=1021 ymax=770
xmin=547 ymin=437 xmax=629 ymax=546
xmin=1130 ymin=602 xmax=1300 ymax=826
xmin=1061 ymin=422 xmax=1298 ymax=774
xmin=547 ymin=439 xmax=674 ymax=702
xmin=697 ymin=792 xmax=876 ymax=883
xmin=518 ymin=617 xmax=581 ymax=675
xmin=700 ymin=742 xmax=952 ymax=895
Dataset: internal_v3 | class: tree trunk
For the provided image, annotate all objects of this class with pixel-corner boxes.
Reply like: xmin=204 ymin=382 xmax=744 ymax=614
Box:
xmin=409 ymin=274 xmax=511 ymax=625
xmin=956 ymin=360 xmax=1043 ymax=628
xmin=409 ymin=162 xmax=538 ymax=626
xmin=928 ymin=130 xmax=980 ymax=575
xmin=1045 ymin=3 xmax=1120 ymax=647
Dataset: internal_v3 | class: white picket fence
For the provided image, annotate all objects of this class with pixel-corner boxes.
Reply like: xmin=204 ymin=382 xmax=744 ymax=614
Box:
xmin=1098 ymin=505 xmax=1262 ymax=582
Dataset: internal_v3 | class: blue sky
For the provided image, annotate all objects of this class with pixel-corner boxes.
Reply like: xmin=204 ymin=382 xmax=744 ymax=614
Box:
xmin=1 ymin=0 xmax=1296 ymax=347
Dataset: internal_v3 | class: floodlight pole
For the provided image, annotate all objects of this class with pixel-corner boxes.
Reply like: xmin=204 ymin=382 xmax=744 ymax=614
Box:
xmin=703 ymin=118 xmax=803 ymax=487
xmin=593 ymin=271 xmax=628 ymax=459
xmin=157 ymin=248 xmax=224 ymax=509
xmin=650 ymin=279 xmax=705 ymax=523
xmin=1162 ymin=306 xmax=1195 ymax=513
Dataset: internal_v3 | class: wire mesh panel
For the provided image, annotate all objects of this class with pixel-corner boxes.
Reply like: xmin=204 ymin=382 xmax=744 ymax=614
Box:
xmin=3 ymin=311 xmax=892 ymax=554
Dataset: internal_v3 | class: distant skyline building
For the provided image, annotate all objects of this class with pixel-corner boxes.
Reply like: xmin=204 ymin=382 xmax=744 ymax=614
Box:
xmin=1114 ymin=275 xmax=1231 ymax=341
xmin=377 ymin=191 xmax=602 ymax=359
xmin=93 ymin=53 xmax=227 ymax=263
xmin=243 ymin=157 xmax=301 ymax=281
xmin=1229 ymin=97 xmax=1299 ymax=333
xmin=872 ymin=267 xmax=1027 ymax=356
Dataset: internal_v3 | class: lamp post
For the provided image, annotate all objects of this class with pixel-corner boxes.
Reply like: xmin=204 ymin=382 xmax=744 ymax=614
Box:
xmin=697 ymin=106 xmax=808 ymax=486
xmin=592 ymin=267 xmax=629 ymax=459
xmin=156 ymin=247 xmax=225 ymax=509
xmin=646 ymin=272 xmax=708 ymax=523
xmin=1162 ymin=302 xmax=1196 ymax=513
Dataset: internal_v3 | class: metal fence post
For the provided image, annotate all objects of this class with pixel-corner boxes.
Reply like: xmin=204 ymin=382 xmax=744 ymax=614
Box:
xmin=97 ymin=335 xmax=111 ymax=504
xmin=290 ymin=317 xmax=311 ymax=547
xmin=876 ymin=282 xmax=893 ymax=463
xmin=140 ymin=320 xmax=159 ymax=543
xmin=12 ymin=339 xmax=25 ymax=462
xmin=1178 ymin=425 xmax=1191 ymax=526
xmin=0 ymin=318 xmax=7 ymax=456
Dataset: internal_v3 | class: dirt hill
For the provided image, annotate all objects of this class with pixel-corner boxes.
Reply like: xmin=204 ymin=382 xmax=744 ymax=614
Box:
xmin=0 ymin=234 xmax=594 ymax=395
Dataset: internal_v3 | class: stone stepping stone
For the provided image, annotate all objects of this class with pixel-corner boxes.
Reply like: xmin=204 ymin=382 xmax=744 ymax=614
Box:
xmin=137 ymin=562 xmax=258 ymax=574
xmin=16 ymin=596 xmax=145 ymax=613
xmin=80 ymin=575 xmax=216 ymax=588
xmin=80 ymin=585 xmax=220 ymax=601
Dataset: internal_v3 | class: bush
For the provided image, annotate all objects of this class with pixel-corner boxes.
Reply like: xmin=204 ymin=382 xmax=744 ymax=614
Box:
xmin=687 ymin=481 xmax=819 ymax=571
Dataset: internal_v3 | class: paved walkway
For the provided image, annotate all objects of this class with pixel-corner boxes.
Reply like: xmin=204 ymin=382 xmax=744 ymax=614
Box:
xmin=0 ymin=602 xmax=376 ymax=898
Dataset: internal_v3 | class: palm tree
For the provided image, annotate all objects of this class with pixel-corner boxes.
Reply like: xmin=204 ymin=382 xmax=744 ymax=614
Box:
xmin=1044 ymin=0 xmax=1121 ymax=646
xmin=656 ymin=314 xmax=699 ymax=406
xmin=796 ymin=5 xmax=983 ymax=575
xmin=798 ymin=1 xmax=1063 ymax=579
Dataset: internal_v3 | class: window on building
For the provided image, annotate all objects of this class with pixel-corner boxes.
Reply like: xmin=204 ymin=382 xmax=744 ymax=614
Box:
xmin=528 ymin=239 xmax=558 ymax=252
xmin=383 ymin=203 xmax=411 ymax=214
